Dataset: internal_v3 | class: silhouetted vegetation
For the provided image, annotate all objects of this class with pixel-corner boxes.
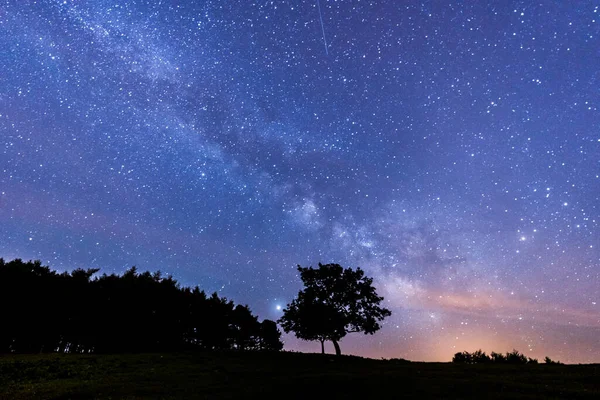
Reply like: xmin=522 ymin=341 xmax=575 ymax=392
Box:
xmin=452 ymin=349 xmax=561 ymax=365
xmin=544 ymin=356 xmax=563 ymax=365
xmin=0 ymin=258 xmax=282 ymax=354
xmin=279 ymin=263 xmax=391 ymax=356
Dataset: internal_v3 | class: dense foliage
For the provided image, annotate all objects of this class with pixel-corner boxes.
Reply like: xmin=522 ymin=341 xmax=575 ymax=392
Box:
xmin=0 ymin=259 xmax=282 ymax=354
xmin=279 ymin=263 xmax=391 ymax=355
xmin=452 ymin=349 xmax=562 ymax=365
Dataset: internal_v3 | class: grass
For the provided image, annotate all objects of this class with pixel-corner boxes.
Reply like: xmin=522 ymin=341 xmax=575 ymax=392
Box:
xmin=0 ymin=351 xmax=598 ymax=399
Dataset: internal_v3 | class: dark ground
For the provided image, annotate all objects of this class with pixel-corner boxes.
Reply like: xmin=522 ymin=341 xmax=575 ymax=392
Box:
xmin=0 ymin=351 xmax=598 ymax=399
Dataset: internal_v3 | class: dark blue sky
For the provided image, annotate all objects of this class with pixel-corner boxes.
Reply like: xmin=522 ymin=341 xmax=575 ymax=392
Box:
xmin=1 ymin=0 xmax=598 ymax=362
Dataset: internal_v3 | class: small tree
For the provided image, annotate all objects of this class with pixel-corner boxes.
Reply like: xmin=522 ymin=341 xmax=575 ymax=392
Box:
xmin=452 ymin=351 xmax=472 ymax=364
xmin=279 ymin=263 xmax=391 ymax=356
xmin=544 ymin=356 xmax=562 ymax=365
xmin=258 ymin=320 xmax=284 ymax=351
xmin=472 ymin=349 xmax=491 ymax=364
xmin=506 ymin=349 xmax=528 ymax=364
xmin=490 ymin=351 xmax=506 ymax=363
xmin=452 ymin=350 xmax=490 ymax=364
xmin=231 ymin=305 xmax=260 ymax=351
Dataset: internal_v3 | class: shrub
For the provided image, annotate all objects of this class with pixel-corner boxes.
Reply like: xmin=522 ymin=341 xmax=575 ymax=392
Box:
xmin=544 ymin=356 xmax=562 ymax=365
xmin=472 ymin=349 xmax=491 ymax=364
xmin=452 ymin=351 xmax=473 ymax=364
xmin=490 ymin=351 xmax=506 ymax=363
xmin=506 ymin=349 xmax=528 ymax=364
xmin=453 ymin=349 xmax=547 ymax=365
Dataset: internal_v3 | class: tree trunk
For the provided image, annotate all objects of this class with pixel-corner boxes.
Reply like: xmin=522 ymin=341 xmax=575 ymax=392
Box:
xmin=332 ymin=339 xmax=341 ymax=356
xmin=320 ymin=339 xmax=325 ymax=354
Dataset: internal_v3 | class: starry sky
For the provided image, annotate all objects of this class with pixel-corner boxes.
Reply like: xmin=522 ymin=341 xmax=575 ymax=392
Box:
xmin=1 ymin=0 xmax=599 ymax=363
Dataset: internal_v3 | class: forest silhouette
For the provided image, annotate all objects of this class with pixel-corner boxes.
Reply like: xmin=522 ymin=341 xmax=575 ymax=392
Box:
xmin=0 ymin=258 xmax=283 ymax=354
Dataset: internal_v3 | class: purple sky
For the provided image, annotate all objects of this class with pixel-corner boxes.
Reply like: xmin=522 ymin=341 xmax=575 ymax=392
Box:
xmin=1 ymin=0 xmax=598 ymax=362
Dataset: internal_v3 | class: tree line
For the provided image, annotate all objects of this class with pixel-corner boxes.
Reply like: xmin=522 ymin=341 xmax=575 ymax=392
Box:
xmin=452 ymin=349 xmax=562 ymax=365
xmin=0 ymin=259 xmax=283 ymax=354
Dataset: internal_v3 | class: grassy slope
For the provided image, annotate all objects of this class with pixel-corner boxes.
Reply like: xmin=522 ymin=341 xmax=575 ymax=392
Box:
xmin=0 ymin=351 xmax=598 ymax=399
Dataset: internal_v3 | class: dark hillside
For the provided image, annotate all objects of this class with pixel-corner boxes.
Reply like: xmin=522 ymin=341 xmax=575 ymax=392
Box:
xmin=1 ymin=351 xmax=598 ymax=399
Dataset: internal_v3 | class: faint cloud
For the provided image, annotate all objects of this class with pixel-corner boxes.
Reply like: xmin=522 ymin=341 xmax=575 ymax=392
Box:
xmin=376 ymin=268 xmax=600 ymax=329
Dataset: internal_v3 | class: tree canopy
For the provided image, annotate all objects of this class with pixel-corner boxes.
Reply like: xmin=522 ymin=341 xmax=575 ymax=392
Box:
xmin=0 ymin=258 xmax=282 ymax=354
xmin=278 ymin=263 xmax=391 ymax=355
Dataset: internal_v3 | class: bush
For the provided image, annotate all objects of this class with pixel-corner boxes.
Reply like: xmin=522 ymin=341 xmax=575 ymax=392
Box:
xmin=452 ymin=349 xmax=544 ymax=365
xmin=506 ymin=349 xmax=528 ymax=364
xmin=490 ymin=351 xmax=506 ymax=363
xmin=544 ymin=356 xmax=562 ymax=365
xmin=472 ymin=349 xmax=491 ymax=364
xmin=452 ymin=351 xmax=473 ymax=364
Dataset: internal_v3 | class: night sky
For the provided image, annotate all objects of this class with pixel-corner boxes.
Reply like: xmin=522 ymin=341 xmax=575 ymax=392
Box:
xmin=1 ymin=1 xmax=599 ymax=363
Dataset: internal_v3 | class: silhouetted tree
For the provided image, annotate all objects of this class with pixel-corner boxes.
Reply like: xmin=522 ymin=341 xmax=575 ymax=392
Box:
xmin=279 ymin=263 xmax=391 ymax=356
xmin=201 ymin=293 xmax=236 ymax=350
xmin=472 ymin=349 xmax=491 ymax=363
xmin=452 ymin=351 xmax=473 ymax=364
xmin=231 ymin=304 xmax=260 ymax=350
xmin=490 ymin=351 xmax=506 ymax=363
xmin=0 ymin=258 xmax=283 ymax=354
xmin=506 ymin=349 xmax=529 ymax=364
xmin=544 ymin=356 xmax=562 ymax=365
xmin=258 ymin=320 xmax=284 ymax=351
